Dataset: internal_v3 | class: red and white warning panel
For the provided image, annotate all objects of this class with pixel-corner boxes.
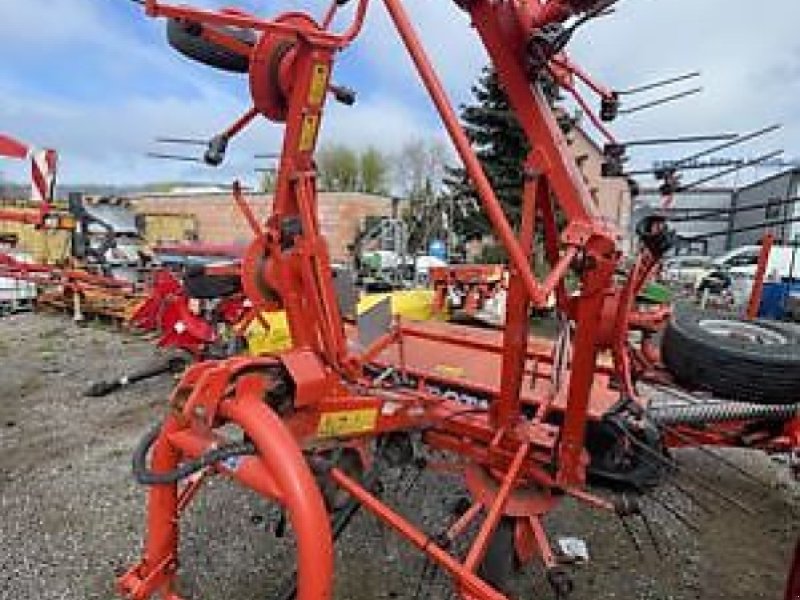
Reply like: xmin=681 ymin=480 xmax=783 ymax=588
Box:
xmin=31 ymin=149 xmax=57 ymax=203
xmin=0 ymin=134 xmax=29 ymax=159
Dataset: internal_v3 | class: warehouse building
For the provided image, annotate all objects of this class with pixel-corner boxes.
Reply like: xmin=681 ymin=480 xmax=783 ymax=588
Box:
xmin=631 ymin=168 xmax=800 ymax=258
xmin=632 ymin=187 xmax=735 ymax=256
xmin=728 ymin=168 xmax=800 ymax=248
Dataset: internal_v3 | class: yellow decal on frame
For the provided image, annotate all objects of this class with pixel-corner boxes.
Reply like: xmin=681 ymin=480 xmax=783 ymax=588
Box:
xmin=317 ymin=408 xmax=378 ymax=438
xmin=299 ymin=114 xmax=320 ymax=152
xmin=308 ymin=63 xmax=329 ymax=106
xmin=434 ymin=364 xmax=465 ymax=378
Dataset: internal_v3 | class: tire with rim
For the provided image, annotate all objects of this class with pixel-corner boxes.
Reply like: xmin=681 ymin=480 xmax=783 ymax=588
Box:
xmin=166 ymin=19 xmax=255 ymax=73
xmin=662 ymin=303 xmax=800 ymax=405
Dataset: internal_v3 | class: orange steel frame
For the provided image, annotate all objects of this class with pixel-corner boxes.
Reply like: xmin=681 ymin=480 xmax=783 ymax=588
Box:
xmin=119 ymin=2 xmax=666 ymax=599
xmin=746 ymin=232 xmax=775 ymax=320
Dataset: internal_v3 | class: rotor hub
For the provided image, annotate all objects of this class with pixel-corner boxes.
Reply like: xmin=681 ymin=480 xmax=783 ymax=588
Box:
xmin=248 ymin=12 xmax=321 ymax=122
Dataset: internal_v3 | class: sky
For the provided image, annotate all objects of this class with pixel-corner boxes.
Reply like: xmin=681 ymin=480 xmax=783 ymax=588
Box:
xmin=1 ymin=0 xmax=799 ymax=189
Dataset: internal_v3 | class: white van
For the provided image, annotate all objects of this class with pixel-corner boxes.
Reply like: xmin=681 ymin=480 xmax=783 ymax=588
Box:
xmin=713 ymin=244 xmax=800 ymax=279
xmin=702 ymin=244 xmax=800 ymax=305
xmin=662 ymin=255 xmax=714 ymax=286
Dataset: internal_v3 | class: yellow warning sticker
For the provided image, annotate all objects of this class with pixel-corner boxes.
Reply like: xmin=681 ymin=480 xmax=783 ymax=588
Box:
xmin=308 ymin=63 xmax=329 ymax=106
xmin=299 ymin=114 xmax=320 ymax=152
xmin=434 ymin=364 xmax=465 ymax=378
xmin=317 ymin=408 xmax=378 ymax=438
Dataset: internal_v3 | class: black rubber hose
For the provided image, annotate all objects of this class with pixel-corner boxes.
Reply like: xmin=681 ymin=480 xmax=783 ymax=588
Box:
xmin=133 ymin=424 xmax=256 ymax=485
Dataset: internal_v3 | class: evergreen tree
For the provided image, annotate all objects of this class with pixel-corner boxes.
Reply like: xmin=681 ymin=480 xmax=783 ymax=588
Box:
xmin=443 ymin=67 xmax=530 ymax=240
xmin=443 ymin=67 xmax=564 ymax=244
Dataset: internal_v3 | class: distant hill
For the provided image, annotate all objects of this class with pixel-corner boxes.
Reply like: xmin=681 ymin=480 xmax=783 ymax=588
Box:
xmin=0 ymin=181 xmax=240 ymax=201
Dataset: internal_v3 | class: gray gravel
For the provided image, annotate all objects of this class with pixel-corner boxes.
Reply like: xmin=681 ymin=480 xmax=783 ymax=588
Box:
xmin=0 ymin=312 xmax=797 ymax=600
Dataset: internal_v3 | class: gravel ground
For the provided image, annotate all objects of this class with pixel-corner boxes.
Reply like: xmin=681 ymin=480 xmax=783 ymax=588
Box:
xmin=0 ymin=312 xmax=797 ymax=600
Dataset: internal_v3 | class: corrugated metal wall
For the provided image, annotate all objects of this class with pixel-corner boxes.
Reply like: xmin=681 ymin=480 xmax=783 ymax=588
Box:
xmin=635 ymin=188 xmax=734 ymax=256
xmin=730 ymin=170 xmax=800 ymax=248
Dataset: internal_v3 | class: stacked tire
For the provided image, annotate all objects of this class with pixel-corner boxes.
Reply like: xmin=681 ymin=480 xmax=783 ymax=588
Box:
xmin=166 ymin=19 xmax=255 ymax=73
xmin=662 ymin=303 xmax=800 ymax=405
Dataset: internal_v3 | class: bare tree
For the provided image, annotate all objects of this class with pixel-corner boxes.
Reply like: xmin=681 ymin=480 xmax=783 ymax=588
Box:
xmin=317 ymin=144 xmax=359 ymax=192
xmin=394 ymin=138 xmax=448 ymax=200
xmin=393 ymin=138 xmax=453 ymax=254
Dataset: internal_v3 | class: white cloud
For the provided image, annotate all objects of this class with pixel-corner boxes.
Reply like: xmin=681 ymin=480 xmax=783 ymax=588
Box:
xmin=568 ymin=0 xmax=800 ymax=174
xmin=321 ymin=95 xmax=443 ymax=149
xmin=350 ymin=0 xmax=487 ymax=101
xmin=1 ymin=0 xmax=799 ymax=188
xmin=0 ymin=0 xmax=104 ymax=46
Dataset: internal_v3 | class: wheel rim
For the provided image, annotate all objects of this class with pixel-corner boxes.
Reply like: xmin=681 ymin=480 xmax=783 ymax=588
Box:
xmin=698 ymin=319 xmax=788 ymax=345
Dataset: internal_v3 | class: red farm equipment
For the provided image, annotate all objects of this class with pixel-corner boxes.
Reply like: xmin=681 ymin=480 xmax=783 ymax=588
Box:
xmin=116 ymin=1 xmax=798 ymax=599
xmin=0 ymin=135 xmax=157 ymax=321
xmin=430 ymin=264 xmax=509 ymax=326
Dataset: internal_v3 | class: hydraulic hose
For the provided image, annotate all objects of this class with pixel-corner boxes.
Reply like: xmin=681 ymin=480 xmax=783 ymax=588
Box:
xmin=133 ymin=424 xmax=255 ymax=485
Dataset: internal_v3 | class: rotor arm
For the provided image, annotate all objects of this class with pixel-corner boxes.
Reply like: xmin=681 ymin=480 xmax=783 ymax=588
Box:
xmin=144 ymin=0 xmax=371 ymax=46
xmin=549 ymin=54 xmax=619 ymax=123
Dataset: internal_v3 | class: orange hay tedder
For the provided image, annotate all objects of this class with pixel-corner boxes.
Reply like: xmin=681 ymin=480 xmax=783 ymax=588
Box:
xmin=119 ymin=1 xmax=797 ymax=599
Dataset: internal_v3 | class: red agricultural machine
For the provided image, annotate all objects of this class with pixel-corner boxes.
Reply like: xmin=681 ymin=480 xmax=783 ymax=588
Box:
xmin=430 ymin=264 xmax=509 ymax=326
xmin=0 ymin=135 xmax=146 ymax=319
xmin=118 ymin=1 xmax=798 ymax=599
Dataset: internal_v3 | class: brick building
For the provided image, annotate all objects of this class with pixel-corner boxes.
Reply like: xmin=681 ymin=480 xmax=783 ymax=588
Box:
xmin=565 ymin=126 xmax=632 ymax=250
xmin=127 ymin=190 xmax=393 ymax=262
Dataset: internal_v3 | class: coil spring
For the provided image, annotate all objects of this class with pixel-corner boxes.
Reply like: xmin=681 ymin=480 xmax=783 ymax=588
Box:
xmin=649 ymin=401 xmax=799 ymax=427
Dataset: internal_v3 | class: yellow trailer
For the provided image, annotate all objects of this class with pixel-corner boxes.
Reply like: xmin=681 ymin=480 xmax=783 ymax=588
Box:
xmin=137 ymin=213 xmax=197 ymax=245
xmin=0 ymin=204 xmax=71 ymax=263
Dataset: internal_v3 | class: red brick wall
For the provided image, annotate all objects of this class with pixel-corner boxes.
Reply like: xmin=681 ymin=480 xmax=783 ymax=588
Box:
xmin=128 ymin=191 xmax=393 ymax=262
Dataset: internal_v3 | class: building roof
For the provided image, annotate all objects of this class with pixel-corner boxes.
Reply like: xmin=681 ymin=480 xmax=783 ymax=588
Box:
xmin=734 ymin=167 xmax=800 ymax=193
xmin=125 ymin=190 xmax=393 ymax=203
xmin=83 ymin=202 xmax=139 ymax=235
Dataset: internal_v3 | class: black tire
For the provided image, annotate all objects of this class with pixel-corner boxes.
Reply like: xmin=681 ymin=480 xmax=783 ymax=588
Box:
xmin=662 ymin=303 xmax=800 ymax=405
xmin=166 ymin=19 xmax=255 ymax=73
xmin=477 ymin=517 xmax=517 ymax=595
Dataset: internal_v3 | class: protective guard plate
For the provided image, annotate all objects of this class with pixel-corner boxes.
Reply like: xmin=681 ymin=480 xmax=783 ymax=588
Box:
xmin=358 ymin=296 xmax=392 ymax=349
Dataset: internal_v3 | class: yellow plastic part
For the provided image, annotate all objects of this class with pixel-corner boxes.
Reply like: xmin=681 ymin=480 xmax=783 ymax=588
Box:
xmin=246 ymin=289 xmax=442 ymax=355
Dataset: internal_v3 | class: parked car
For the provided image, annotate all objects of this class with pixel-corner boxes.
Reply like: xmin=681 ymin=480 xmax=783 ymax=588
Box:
xmin=662 ymin=255 xmax=714 ymax=286
xmin=696 ymin=244 xmax=800 ymax=306
xmin=711 ymin=244 xmax=800 ymax=279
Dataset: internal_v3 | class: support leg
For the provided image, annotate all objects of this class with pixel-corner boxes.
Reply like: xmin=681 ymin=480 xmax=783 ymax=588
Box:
xmin=118 ymin=417 xmax=183 ymax=600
